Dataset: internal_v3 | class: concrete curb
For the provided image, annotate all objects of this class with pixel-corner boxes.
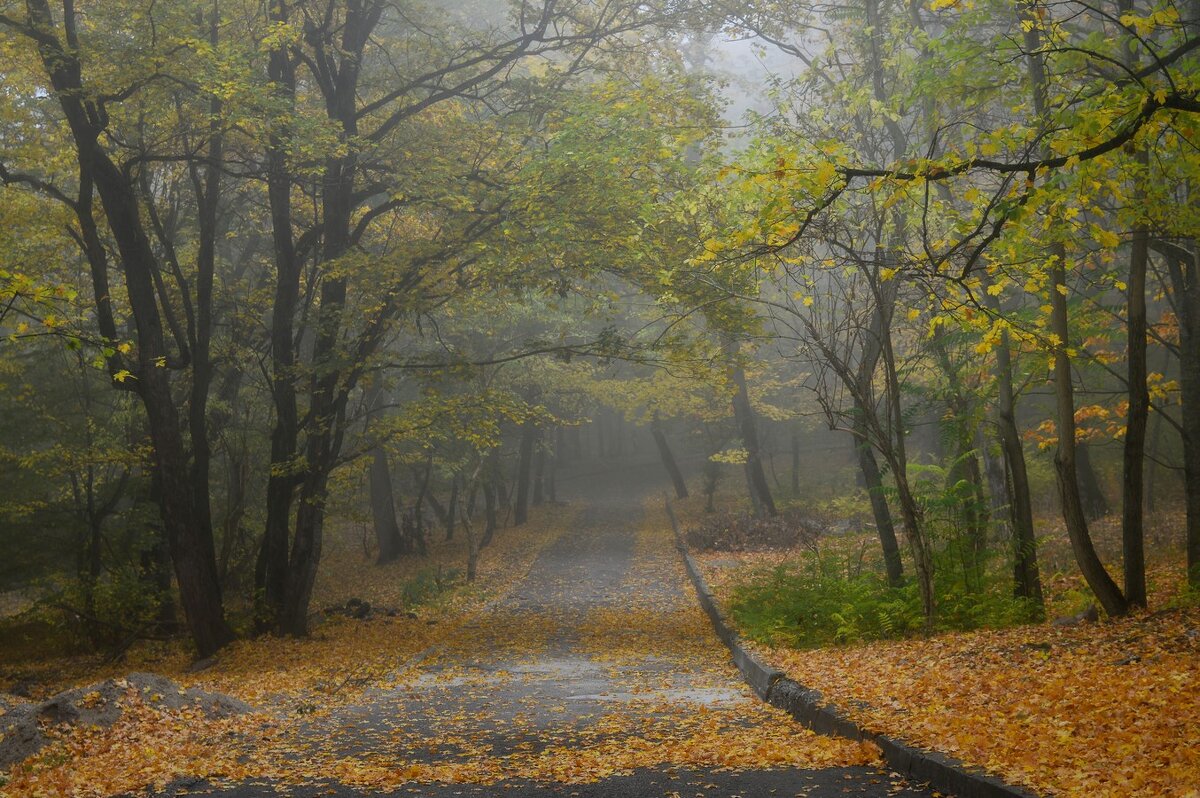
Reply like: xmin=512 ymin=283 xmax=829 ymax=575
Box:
xmin=665 ymin=498 xmax=1041 ymax=798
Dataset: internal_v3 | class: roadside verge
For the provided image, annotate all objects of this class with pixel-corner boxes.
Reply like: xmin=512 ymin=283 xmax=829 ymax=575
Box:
xmin=665 ymin=498 xmax=1040 ymax=798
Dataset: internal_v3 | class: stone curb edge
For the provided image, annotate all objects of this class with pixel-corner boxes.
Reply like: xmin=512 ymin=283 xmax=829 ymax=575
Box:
xmin=664 ymin=498 xmax=1041 ymax=798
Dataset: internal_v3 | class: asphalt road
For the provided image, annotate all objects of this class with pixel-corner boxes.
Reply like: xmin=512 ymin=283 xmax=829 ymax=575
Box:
xmin=155 ymin=456 xmax=936 ymax=798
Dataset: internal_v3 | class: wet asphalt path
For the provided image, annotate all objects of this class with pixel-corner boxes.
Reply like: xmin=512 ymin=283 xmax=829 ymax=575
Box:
xmin=159 ymin=457 xmax=936 ymax=798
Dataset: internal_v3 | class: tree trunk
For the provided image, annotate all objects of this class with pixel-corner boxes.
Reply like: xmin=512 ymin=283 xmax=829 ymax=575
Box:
xmin=884 ymin=449 xmax=935 ymax=625
xmin=445 ymin=477 xmax=459 ymax=541
xmin=24 ymin=0 xmax=232 ymax=656
xmin=651 ymin=415 xmax=689 ymax=499
xmin=547 ymin=427 xmax=560 ymax=503
xmin=1144 ymin=385 xmax=1165 ymax=508
xmin=984 ymin=292 xmax=1043 ymax=608
xmin=611 ymin=412 xmax=625 ymax=457
xmin=1022 ymin=2 xmax=1127 ymax=617
xmin=480 ymin=479 xmax=498 ymax=549
xmin=851 ymin=417 xmax=904 ymax=587
xmin=1075 ymin=441 xmax=1110 ymax=520
xmin=949 ymin=431 xmax=988 ymax=586
xmin=1049 ymin=245 xmax=1128 ymax=617
xmin=1183 ymin=316 xmax=1200 ymax=587
xmin=463 ymin=497 xmax=479 ymax=582
xmin=728 ymin=357 xmax=777 ymax=517
xmin=1121 ymin=203 xmax=1150 ymax=607
xmin=257 ymin=4 xmax=301 ymax=632
xmin=514 ymin=420 xmax=536 ymax=526
xmin=980 ymin=431 xmax=1011 ymax=543
xmin=532 ymin=434 xmax=546 ymax=507
xmin=1115 ymin=0 xmax=1151 ymax=611
xmin=370 ymin=447 xmax=406 ymax=563
xmin=282 ymin=468 xmax=328 ymax=636
xmin=1157 ymin=243 xmax=1200 ymax=586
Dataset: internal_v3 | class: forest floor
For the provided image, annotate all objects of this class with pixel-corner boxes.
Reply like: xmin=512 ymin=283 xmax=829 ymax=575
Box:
xmin=683 ymin=494 xmax=1200 ymax=798
xmin=0 ymin=461 xmax=928 ymax=798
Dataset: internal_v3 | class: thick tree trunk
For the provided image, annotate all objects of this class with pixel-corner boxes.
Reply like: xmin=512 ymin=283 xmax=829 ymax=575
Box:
xmin=1117 ymin=0 xmax=1150 ymax=612
xmin=282 ymin=468 xmax=328 ymax=636
xmin=370 ymin=447 xmax=406 ymax=563
xmin=257 ymin=7 xmax=301 ymax=632
xmin=651 ymin=415 xmax=689 ymax=499
xmin=1121 ymin=207 xmax=1150 ymax=607
xmin=25 ymin=1 xmax=232 ymax=656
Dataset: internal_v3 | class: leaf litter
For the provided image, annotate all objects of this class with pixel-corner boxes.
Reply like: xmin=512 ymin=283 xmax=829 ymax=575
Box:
xmin=1 ymin=501 xmax=876 ymax=797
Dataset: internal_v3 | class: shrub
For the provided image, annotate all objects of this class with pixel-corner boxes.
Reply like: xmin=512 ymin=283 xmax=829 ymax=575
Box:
xmin=728 ymin=546 xmax=1039 ymax=648
xmin=400 ymin=565 xmax=460 ymax=607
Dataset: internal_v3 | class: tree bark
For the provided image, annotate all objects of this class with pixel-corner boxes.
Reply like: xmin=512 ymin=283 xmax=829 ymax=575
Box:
xmin=984 ymin=291 xmax=1043 ymax=608
xmin=257 ymin=0 xmax=301 ymax=632
xmin=652 ymin=415 xmax=689 ymax=499
xmin=728 ymin=356 xmax=776 ymax=517
xmin=445 ymin=476 xmax=459 ymax=541
xmin=1115 ymin=7 xmax=1150 ymax=604
xmin=851 ymin=416 xmax=904 ymax=587
xmin=1022 ymin=0 xmax=1127 ymax=617
xmin=480 ymin=479 xmax=498 ymax=549
xmin=369 ymin=447 xmax=406 ymax=563
xmin=1121 ymin=196 xmax=1150 ymax=607
xmin=1156 ymin=243 xmax=1200 ymax=586
xmin=532 ymin=434 xmax=546 ymax=507
xmin=514 ymin=420 xmax=537 ymax=526
xmin=23 ymin=0 xmax=232 ymax=656
xmin=1075 ymin=441 xmax=1110 ymax=520
xmin=1049 ymin=247 xmax=1128 ymax=617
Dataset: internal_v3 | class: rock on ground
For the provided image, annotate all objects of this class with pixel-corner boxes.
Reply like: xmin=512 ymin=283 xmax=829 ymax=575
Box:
xmin=0 ymin=672 xmax=251 ymax=769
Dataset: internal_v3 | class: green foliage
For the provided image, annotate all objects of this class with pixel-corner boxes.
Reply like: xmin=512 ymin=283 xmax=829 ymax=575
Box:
xmin=729 ymin=544 xmax=1039 ymax=648
xmin=400 ymin=566 xmax=462 ymax=608
xmin=729 ymin=559 xmax=919 ymax=647
xmin=54 ymin=565 xmax=170 ymax=650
